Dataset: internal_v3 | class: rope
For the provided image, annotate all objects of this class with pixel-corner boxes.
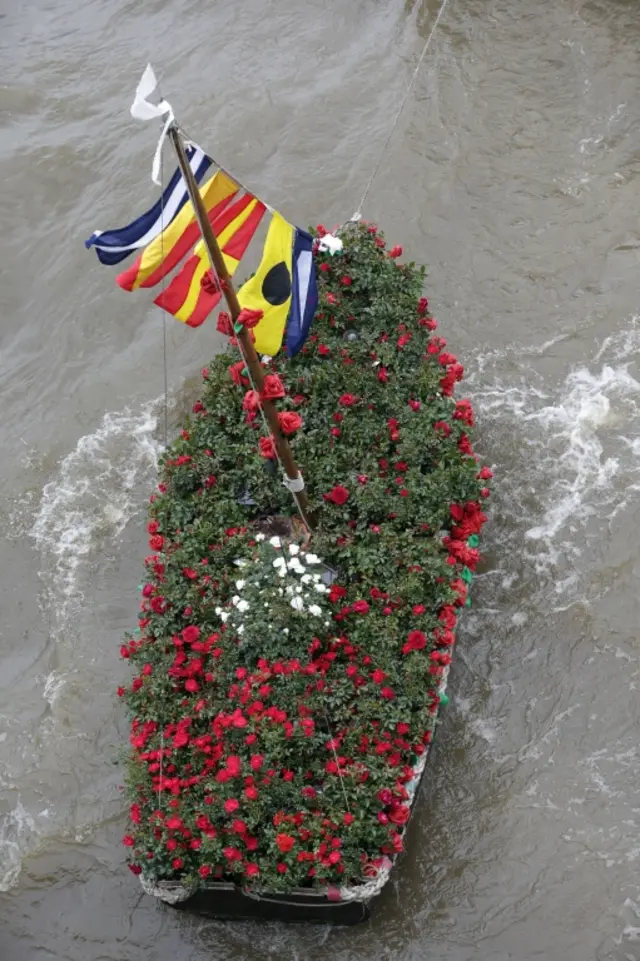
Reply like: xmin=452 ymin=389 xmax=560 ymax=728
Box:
xmin=158 ymin=97 xmax=170 ymax=448
xmin=352 ymin=0 xmax=452 ymax=220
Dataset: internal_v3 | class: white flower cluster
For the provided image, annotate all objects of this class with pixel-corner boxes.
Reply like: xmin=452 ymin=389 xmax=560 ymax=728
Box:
xmin=223 ymin=536 xmax=332 ymax=633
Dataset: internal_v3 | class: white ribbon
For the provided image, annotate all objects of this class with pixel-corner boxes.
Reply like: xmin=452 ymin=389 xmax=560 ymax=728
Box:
xmin=130 ymin=64 xmax=175 ymax=185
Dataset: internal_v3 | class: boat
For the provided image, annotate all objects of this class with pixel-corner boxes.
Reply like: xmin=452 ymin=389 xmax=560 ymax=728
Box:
xmin=87 ymin=65 xmax=491 ymax=925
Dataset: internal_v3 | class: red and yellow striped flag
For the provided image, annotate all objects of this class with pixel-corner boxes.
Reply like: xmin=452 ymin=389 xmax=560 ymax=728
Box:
xmin=153 ymin=196 xmax=266 ymax=327
xmin=116 ymin=170 xmax=238 ymax=291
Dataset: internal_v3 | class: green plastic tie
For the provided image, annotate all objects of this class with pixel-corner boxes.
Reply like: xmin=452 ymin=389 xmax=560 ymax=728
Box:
xmin=465 ymin=596 xmax=472 ymax=607
xmin=241 ymin=366 xmax=249 ymax=377
xmin=467 ymin=534 xmax=479 ymax=548
xmin=461 ymin=566 xmax=473 ymax=584
xmin=439 ymin=691 xmax=449 ymax=707
xmin=234 ymin=322 xmax=244 ymax=334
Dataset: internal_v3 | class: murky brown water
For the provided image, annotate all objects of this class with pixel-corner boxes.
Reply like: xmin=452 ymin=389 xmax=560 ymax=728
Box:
xmin=2 ymin=0 xmax=640 ymax=958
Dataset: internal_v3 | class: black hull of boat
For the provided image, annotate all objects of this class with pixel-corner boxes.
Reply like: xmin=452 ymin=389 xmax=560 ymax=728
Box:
xmin=174 ymin=883 xmax=371 ymax=924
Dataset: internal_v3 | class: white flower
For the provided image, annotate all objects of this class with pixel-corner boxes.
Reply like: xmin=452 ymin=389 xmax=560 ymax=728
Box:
xmin=290 ymin=562 xmax=305 ymax=575
xmin=290 ymin=596 xmax=304 ymax=611
xmin=301 ymin=574 xmax=312 ymax=584
xmin=285 ymin=585 xmax=294 ymax=595
xmin=215 ymin=607 xmax=222 ymax=615
xmin=220 ymin=612 xmax=229 ymax=623
xmin=237 ymin=624 xmax=244 ymax=634
xmin=232 ymin=595 xmax=240 ymax=605
xmin=235 ymin=579 xmax=245 ymax=590
xmin=264 ymin=602 xmax=269 ymax=608
xmin=288 ymin=544 xmax=300 ymax=555
xmin=237 ymin=600 xmax=250 ymax=613
xmin=269 ymin=536 xmax=281 ymax=548
xmin=314 ymin=583 xmax=327 ymax=593
xmin=255 ymin=533 xmax=265 ymax=541
xmin=233 ymin=559 xmax=247 ymax=567
xmin=278 ymin=588 xmax=284 ymax=596
xmin=283 ymin=628 xmax=289 ymax=635
xmin=308 ymin=604 xmax=322 ymax=616
xmin=304 ymin=553 xmax=320 ymax=564
xmin=273 ymin=558 xmax=286 ymax=569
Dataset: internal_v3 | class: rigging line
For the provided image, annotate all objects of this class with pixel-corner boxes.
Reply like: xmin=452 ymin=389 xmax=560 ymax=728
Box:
xmin=160 ymin=153 xmax=169 ymax=449
xmin=177 ymin=122 xmax=276 ymax=214
xmin=352 ymin=0 xmax=452 ymax=220
xmin=157 ymin=98 xmax=170 ymax=449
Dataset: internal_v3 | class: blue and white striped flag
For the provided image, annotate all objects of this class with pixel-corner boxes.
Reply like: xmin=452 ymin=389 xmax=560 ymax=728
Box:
xmin=84 ymin=145 xmax=212 ymax=266
xmin=286 ymin=228 xmax=318 ymax=357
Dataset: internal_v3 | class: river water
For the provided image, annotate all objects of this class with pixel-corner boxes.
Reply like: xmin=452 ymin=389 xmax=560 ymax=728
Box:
xmin=1 ymin=0 xmax=639 ymax=958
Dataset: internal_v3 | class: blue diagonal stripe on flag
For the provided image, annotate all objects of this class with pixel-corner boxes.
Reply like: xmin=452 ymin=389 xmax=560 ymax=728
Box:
xmin=84 ymin=145 xmax=212 ymax=266
xmin=286 ymin=228 xmax=318 ymax=358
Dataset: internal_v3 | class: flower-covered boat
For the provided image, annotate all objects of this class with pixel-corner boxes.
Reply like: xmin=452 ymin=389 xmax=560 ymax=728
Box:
xmin=87 ymin=67 xmax=491 ymax=924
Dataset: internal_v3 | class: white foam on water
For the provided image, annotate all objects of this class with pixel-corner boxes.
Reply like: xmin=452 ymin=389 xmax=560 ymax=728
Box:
xmin=468 ymin=321 xmax=640 ymax=588
xmin=1 ymin=401 xmax=164 ymax=891
xmin=0 ymin=799 xmax=40 ymax=892
xmin=29 ymin=400 xmax=162 ymax=628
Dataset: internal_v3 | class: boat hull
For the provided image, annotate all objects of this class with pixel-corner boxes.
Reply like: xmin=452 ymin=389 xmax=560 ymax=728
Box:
xmin=174 ymin=883 xmax=370 ymax=924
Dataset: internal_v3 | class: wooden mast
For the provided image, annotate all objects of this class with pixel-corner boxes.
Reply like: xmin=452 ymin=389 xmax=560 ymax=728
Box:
xmin=167 ymin=125 xmax=313 ymax=533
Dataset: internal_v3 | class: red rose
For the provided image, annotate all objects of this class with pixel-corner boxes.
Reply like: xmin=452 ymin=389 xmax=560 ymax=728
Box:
xmin=275 ymin=833 xmax=295 ymax=853
xmin=237 ymin=307 xmax=263 ymax=329
xmin=319 ymin=262 xmax=331 ymax=273
xmin=340 ymin=275 xmax=353 ymax=286
xmin=343 ymin=813 xmax=355 ymax=825
xmin=318 ymin=344 xmax=331 ymax=356
xmin=224 ymin=798 xmax=240 ymax=813
xmin=200 ymin=269 xmax=219 ymax=296
xmin=407 ymin=630 xmax=427 ymax=650
xmin=408 ymin=399 xmax=420 ymax=410
xmin=216 ymin=311 xmax=233 ymax=335
xmin=352 ymin=600 xmax=369 ymax=614
xmin=259 ymin=435 xmax=277 ymax=459
xmin=128 ymin=864 xmax=142 ymax=875
xmin=246 ymin=863 xmax=260 ymax=877
xmin=199 ymin=865 xmax=211 ymax=878
xmin=477 ymin=466 xmax=493 ymax=480
xmin=122 ymin=835 xmax=135 ymax=847
xmin=149 ymin=534 xmax=164 ymax=552
xmin=371 ymin=669 xmax=386 ymax=684
xmin=338 ymin=393 xmax=357 ymax=406
xmin=417 ymin=296 xmax=429 ymax=315
xmin=389 ymin=245 xmax=403 ymax=259
xmin=261 ymin=374 xmax=286 ymax=400
xmin=377 ymin=367 xmax=389 ymax=383
xmin=228 ymin=361 xmax=249 ymax=386
xmin=324 ymin=485 xmax=349 ymax=505
xmin=388 ymin=805 xmax=410 ymax=825
xmin=277 ymin=411 xmax=303 ymax=436
xmin=182 ymin=626 xmax=200 ymax=644
xmin=242 ymin=389 xmax=260 ymax=412
xmin=380 ymin=687 xmax=395 ymax=700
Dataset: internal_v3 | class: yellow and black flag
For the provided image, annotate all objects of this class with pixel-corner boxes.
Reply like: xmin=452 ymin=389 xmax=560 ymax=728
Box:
xmin=238 ymin=213 xmax=295 ymax=356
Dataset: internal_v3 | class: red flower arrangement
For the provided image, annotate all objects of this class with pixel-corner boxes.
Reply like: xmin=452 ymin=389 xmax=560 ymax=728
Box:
xmin=120 ymin=222 xmax=492 ymax=895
